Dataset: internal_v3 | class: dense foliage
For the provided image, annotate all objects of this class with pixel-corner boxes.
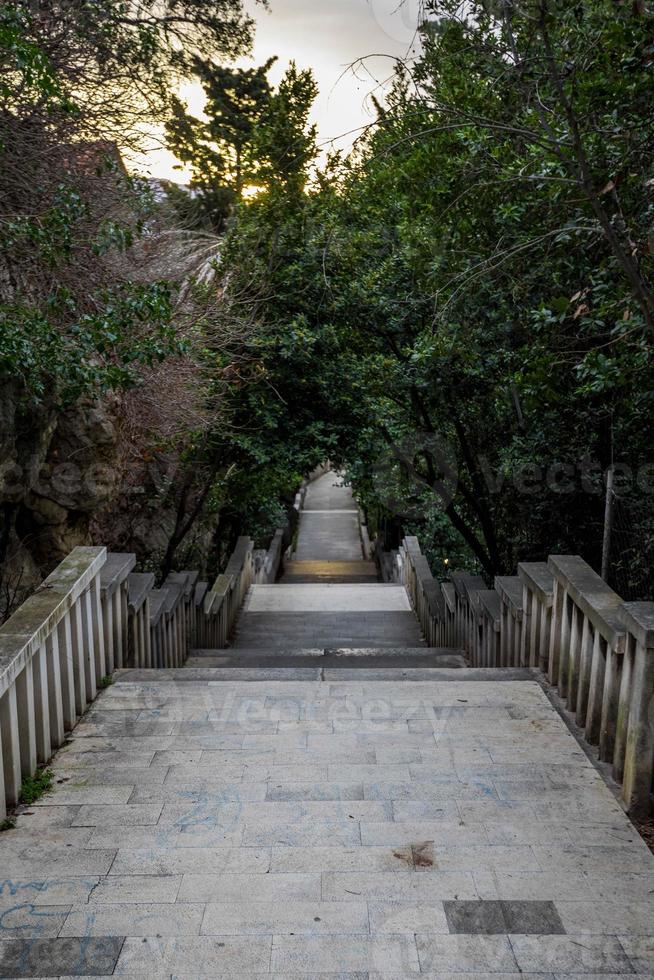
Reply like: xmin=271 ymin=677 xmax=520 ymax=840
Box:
xmin=218 ymin=0 xmax=654 ymax=594
xmin=0 ymin=0 xmax=254 ymax=402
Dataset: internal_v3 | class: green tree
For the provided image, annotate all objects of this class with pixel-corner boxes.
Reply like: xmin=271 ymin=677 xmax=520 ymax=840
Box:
xmin=166 ymin=59 xmax=276 ymax=227
xmin=254 ymin=62 xmax=319 ymax=196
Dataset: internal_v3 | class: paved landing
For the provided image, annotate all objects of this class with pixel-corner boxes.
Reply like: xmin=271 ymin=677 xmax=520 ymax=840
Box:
xmin=1 ymin=671 xmax=653 ymax=977
xmin=303 ymin=473 xmax=359 ymax=511
xmin=293 ymin=511 xmax=364 ymax=562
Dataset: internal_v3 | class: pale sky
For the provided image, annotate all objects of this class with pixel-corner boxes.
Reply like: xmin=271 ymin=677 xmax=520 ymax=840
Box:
xmin=135 ymin=0 xmax=423 ymax=181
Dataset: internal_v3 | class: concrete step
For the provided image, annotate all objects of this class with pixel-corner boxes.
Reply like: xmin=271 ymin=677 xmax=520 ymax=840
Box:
xmin=116 ymin=666 xmax=534 ymax=683
xmin=281 ymin=560 xmax=378 ymax=584
xmin=231 ymin=610 xmax=426 ymax=649
xmin=242 ymin=584 xmax=410 ymax=613
xmin=187 ymin=648 xmax=466 ymax=668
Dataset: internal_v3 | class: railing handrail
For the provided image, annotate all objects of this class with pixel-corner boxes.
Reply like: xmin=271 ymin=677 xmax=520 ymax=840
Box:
xmin=0 ymin=546 xmax=106 ymax=699
xmin=548 ymin=554 xmax=626 ymax=648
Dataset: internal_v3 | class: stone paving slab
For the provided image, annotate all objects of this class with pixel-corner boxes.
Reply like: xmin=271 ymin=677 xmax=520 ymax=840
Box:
xmin=0 ymin=937 xmax=123 ymax=977
xmin=1 ymin=673 xmax=654 ymax=978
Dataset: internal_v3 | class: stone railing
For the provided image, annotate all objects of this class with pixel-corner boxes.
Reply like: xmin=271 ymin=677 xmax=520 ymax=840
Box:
xmin=384 ymin=537 xmax=654 ymax=818
xmin=0 ymin=525 xmax=279 ymax=818
xmin=1 ymin=547 xmax=108 ymax=817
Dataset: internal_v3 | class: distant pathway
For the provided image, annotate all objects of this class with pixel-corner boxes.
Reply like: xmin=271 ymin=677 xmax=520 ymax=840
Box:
xmin=230 ymin=471 xmax=426 ymax=650
xmin=292 ymin=472 xmax=365 ymax=562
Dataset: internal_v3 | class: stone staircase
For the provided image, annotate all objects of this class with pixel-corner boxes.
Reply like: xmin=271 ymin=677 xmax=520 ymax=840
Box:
xmin=3 ymin=469 xmax=653 ymax=823
xmin=189 ymin=472 xmax=463 ymax=668
xmin=3 ymin=474 xmax=654 ymax=979
xmin=229 ymin=583 xmax=427 ymax=650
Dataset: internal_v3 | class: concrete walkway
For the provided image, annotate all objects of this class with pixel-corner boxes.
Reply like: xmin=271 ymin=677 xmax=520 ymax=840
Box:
xmin=2 ymin=670 xmax=654 ymax=976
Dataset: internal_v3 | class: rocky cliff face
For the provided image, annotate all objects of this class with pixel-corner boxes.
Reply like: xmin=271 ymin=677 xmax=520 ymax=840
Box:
xmin=0 ymin=385 xmax=120 ymax=610
xmin=0 ymin=383 xmax=213 ymax=620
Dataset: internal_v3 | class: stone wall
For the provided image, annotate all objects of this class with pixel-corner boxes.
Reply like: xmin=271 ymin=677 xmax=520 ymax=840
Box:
xmin=0 ymin=384 xmax=212 ymax=620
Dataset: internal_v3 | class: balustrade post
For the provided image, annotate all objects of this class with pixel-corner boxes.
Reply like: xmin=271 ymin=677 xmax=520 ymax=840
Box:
xmin=0 ymin=686 xmax=21 ymax=808
xmin=15 ymin=662 xmax=37 ymax=778
xmin=157 ymin=620 xmax=165 ymax=667
xmin=520 ymin=586 xmax=533 ymax=667
xmin=0 ymin=737 xmax=5 ymax=820
xmin=32 ymin=644 xmax=51 ymax=765
xmin=178 ymin=602 xmax=185 ymax=663
xmin=529 ymin=597 xmax=541 ymax=668
xmin=613 ymin=633 xmax=635 ymax=784
xmin=539 ymin=603 xmax=552 ymax=672
xmin=499 ymin=601 xmax=509 ymax=666
xmin=172 ymin=606 xmax=180 ymax=665
xmin=143 ymin=599 xmax=153 ymax=668
xmin=104 ymin=593 xmax=115 ymax=675
xmin=81 ymin=588 xmax=97 ymax=703
xmin=57 ymin=614 xmax=77 ymax=731
xmin=548 ymin=578 xmax=565 ymax=684
xmin=619 ymin=603 xmax=654 ymax=817
xmin=171 ymin=605 xmax=179 ymax=666
xmin=560 ymin=597 xmax=577 ymax=702
xmin=575 ymin=618 xmax=595 ymax=728
xmin=599 ymin=643 xmax=623 ymax=762
xmin=90 ymin=576 xmax=106 ymax=682
xmin=567 ymin=605 xmax=586 ymax=708
xmin=118 ymin=584 xmax=129 ymax=668
xmin=585 ymin=630 xmax=605 ymax=744
xmin=70 ymin=598 xmax=87 ymax=715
